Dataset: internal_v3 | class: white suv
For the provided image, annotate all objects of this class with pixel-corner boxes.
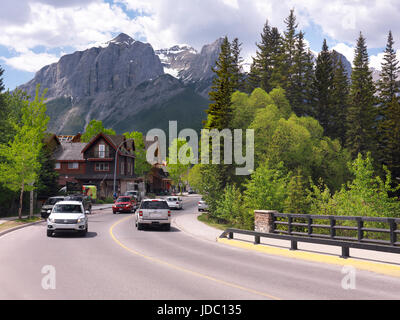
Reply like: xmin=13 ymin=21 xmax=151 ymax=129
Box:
xmin=166 ymin=196 xmax=183 ymax=210
xmin=47 ymin=201 xmax=89 ymax=237
xmin=135 ymin=199 xmax=171 ymax=231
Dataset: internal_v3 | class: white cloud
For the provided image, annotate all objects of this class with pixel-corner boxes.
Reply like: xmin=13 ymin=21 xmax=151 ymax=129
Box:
xmin=332 ymin=43 xmax=355 ymax=65
xmin=1 ymin=51 xmax=61 ymax=72
xmin=2 ymin=0 xmax=400 ymax=75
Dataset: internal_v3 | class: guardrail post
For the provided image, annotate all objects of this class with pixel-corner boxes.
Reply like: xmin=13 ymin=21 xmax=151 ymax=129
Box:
xmin=330 ymin=217 xmax=336 ymax=239
xmin=357 ymin=218 xmax=363 ymax=242
xmin=341 ymin=246 xmax=350 ymax=259
xmin=389 ymin=219 xmax=397 ymax=245
xmin=308 ymin=216 xmax=313 ymax=236
xmin=290 ymin=240 xmax=298 ymax=251
xmin=254 ymin=210 xmax=277 ymax=234
xmin=254 ymin=235 xmax=260 ymax=245
xmin=288 ymin=216 xmax=293 ymax=235
xmin=228 ymin=232 xmax=234 ymax=240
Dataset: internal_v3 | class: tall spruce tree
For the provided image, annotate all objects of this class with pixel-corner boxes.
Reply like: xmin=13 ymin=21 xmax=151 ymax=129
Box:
xmin=377 ymin=31 xmax=400 ymax=180
xmin=346 ymin=32 xmax=377 ymax=158
xmin=331 ymin=52 xmax=350 ymax=143
xmin=292 ymin=31 xmax=315 ymax=116
xmin=205 ymin=36 xmax=234 ymax=130
xmin=279 ymin=9 xmax=299 ymax=104
xmin=252 ymin=20 xmax=282 ymax=93
xmin=230 ymin=38 xmax=245 ymax=92
xmin=314 ymin=39 xmax=334 ymax=134
xmin=246 ymin=60 xmax=261 ymax=93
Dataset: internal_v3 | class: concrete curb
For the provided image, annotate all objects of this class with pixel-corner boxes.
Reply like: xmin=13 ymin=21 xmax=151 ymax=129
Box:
xmin=0 ymin=220 xmax=45 ymax=238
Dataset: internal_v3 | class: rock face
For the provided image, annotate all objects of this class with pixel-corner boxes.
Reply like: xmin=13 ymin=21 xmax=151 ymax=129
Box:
xmin=155 ymin=38 xmax=223 ymax=96
xmin=19 ymin=33 xmax=164 ymax=101
xmin=18 ymin=33 xmax=215 ymax=135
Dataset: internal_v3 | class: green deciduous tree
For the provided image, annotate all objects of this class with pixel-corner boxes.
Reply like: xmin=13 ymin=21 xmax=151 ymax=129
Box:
xmin=0 ymin=85 xmax=49 ymax=218
xmin=81 ymin=120 xmax=116 ymax=142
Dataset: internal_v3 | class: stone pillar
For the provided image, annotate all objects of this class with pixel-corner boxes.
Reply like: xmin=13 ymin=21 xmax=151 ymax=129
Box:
xmin=254 ymin=210 xmax=277 ymax=233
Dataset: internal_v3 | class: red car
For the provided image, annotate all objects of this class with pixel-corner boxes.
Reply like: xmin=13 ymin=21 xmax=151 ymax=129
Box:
xmin=112 ymin=196 xmax=136 ymax=214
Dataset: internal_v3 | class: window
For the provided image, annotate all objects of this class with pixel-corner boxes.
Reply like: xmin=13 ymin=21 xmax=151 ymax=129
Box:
xmin=55 ymin=162 xmax=61 ymax=169
xmin=95 ymin=163 xmax=109 ymax=172
xmin=99 ymin=144 xmax=106 ymax=158
xmin=121 ymin=161 xmax=125 ymax=175
xmin=68 ymin=162 xmax=79 ymax=169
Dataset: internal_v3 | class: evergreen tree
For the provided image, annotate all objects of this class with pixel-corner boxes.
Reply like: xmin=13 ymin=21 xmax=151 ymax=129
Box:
xmin=205 ymin=36 xmax=234 ymax=130
xmin=252 ymin=21 xmax=282 ymax=93
xmin=230 ymin=38 xmax=245 ymax=92
xmin=377 ymin=31 xmax=400 ymax=180
xmin=314 ymin=39 xmax=334 ymax=134
xmin=377 ymin=31 xmax=400 ymax=106
xmin=279 ymin=9 xmax=299 ymax=103
xmin=331 ymin=52 xmax=350 ymax=143
xmin=346 ymin=33 xmax=377 ymax=158
xmin=245 ymin=60 xmax=261 ymax=93
xmin=292 ymin=31 xmax=315 ymax=116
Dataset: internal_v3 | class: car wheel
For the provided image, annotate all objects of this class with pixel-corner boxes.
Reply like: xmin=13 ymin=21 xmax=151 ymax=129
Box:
xmin=47 ymin=230 xmax=53 ymax=237
xmin=137 ymin=223 xmax=144 ymax=230
xmin=80 ymin=227 xmax=88 ymax=237
xmin=164 ymin=224 xmax=171 ymax=231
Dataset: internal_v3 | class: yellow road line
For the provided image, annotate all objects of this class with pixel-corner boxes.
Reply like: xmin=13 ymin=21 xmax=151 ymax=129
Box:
xmin=109 ymin=216 xmax=281 ymax=300
xmin=218 ymin=238 xmax=400 ymax=278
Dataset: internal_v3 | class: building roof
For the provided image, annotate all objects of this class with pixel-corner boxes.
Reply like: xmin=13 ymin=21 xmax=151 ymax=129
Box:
xmin=54 ymin=142 xmax=87 ymax=161
xmin=81 ymin=133 xmax=135 ymax=157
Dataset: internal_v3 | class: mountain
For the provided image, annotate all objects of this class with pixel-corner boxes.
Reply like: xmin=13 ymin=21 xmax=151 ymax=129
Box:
xmin=155 ymin=38 xmax=223 ymax=96
xmin=19 ymin=33 xmax=216 ymax=135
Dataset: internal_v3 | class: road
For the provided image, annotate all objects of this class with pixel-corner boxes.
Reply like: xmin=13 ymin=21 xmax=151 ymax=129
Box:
xmin=1 ymin=196 xmax=400 ymax=300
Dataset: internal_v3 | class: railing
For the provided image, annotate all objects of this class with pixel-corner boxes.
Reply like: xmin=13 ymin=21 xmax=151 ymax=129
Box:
xmin=220 ymin=213 xmax=400 ymax=259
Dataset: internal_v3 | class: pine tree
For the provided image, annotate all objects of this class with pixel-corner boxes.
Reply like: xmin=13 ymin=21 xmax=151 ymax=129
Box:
xmin=251 ymin=21 xmax=283 ymax=93
xmin=331 ymin=52 xmax=350 ymax=144
xmin=205 ymin=36 xmax=235 ymax=130
xmin=313 ymin=39 xmax=334 ymax=133
xmin=346 ymin=32 xmax=377 ymax=158
xmin=377 ymin=31 xmax=400 ymax=106
xmin=230 ymin=38 xmax=245 ymax=92
xmin=377 ymin=31 xmax=400 ymax=180
xmin=245 ymin=60 xmax=261 ymax=93
xmin=292 ymin=31 xmax=315 ymax=116
xmin=279 ymin=9 xmax=299 ymax=103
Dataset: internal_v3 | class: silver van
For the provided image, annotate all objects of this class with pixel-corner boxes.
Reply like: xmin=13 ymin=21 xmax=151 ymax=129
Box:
xmin=135 ymin=199 xmax=171 ymax=231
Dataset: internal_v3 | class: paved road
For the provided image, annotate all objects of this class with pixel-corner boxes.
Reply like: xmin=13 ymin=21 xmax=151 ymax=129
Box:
xmin=1 ymin=196 xmax=400 ymax=300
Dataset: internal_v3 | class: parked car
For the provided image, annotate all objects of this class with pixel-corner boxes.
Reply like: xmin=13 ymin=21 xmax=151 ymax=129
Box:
xmin=198 ymin=198 xmax=208 ymax=212
xmin=41 ymin=196 xmax=66 ymax=219
xmin=135 ymin=199 xmax=171 ymax=231
xmin=113 ymin=196 xmax=137 ymax=214
xmin=47 ymin=201 xmax=89 ymax=237
xmin=65 ymin=194 xmax=92 ymax=214
xmin=166 ymin=196 xmax=183 ymax=210
xmin=124 ymin=190 xmax=141 ymax=202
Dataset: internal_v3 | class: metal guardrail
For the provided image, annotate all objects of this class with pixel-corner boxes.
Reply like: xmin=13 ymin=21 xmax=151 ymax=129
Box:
xmin=220 ymin=213 xmax=400 ymax=259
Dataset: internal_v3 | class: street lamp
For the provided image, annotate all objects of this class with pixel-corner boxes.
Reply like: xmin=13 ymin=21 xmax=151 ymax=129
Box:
xmin=113 ymin=138 xmax=135 ymax=197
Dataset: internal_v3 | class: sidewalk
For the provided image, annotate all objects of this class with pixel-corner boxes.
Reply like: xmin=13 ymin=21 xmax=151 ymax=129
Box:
xmin=173 ymin=210 xmax=400 ymax=266
xmin=0 ymin=214 xmax=41 ymax=225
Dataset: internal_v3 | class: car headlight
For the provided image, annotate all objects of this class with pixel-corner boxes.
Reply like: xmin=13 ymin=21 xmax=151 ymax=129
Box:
xmin=77 ymin=217 xmax=86 ymax=223
xmin=48 ymin=218 xmax=55 ymax=223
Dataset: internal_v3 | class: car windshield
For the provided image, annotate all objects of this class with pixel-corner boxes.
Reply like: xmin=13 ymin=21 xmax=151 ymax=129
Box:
xmin=53 ymin=204 xmax=83 ymax=213
xmin=117 ymin=197 xmax=131 ymax=202
xmin=45 ymin=198 xmax=63 ymax=205
xmin=141 ymin=201 xmax=169 ymax=209
xmin=168 ymin=198 xmax=177 ymax=201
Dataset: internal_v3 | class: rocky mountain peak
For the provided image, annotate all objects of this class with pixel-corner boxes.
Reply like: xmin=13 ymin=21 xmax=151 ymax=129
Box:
xmin=108 ymin=33 xmax=135 ymax=46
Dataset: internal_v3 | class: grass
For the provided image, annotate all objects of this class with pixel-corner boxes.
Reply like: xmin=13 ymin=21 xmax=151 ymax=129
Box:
xmin=197 ymin=213 xmax=237 ymax=231
xmin=0 ymin=217 xmax=42 ymax=232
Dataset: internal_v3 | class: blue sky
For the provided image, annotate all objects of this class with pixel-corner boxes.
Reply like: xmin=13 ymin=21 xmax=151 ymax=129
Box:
xmin=1 ymin=0 xmax=399 ymax=90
